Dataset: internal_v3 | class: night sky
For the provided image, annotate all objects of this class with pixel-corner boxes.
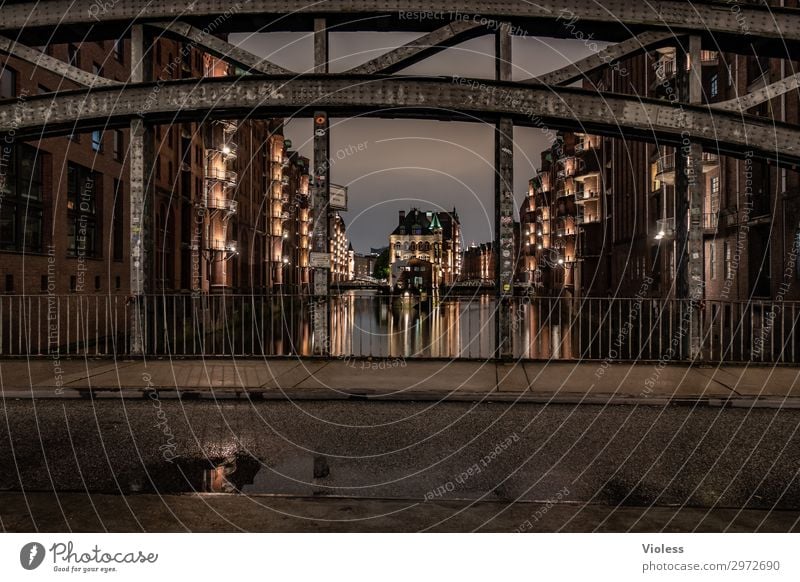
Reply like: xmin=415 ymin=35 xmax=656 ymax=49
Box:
xmin=230 ymin=32 xmax=602 ymax=253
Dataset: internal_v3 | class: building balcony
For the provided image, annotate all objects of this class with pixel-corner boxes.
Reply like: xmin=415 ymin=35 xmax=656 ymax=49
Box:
xmin=208 ymin=142 xmax=237 ymax=160
xmin=577 ymin=213 xmax=601 ymax=225
xmin=206 ymin=239 xmax=237 ymax=253
xmin=700 ymin=50 xmax=718 ymax=65
xmin=655 ymin=217 xmax=675 ymax=240
xmin=214 ymin=119 xmax=238 ymax=135
xmin=205 ymin=167 xmax=237 ymax=185
xmin=575 ymin=189 xmax=600 ymax=203
xmin=655 ymin=152 xmax=720 ymax=185
xmin=703 ymin=212 xmax=718 ymax=233
xmin=655 ymin=57 xmax=677 ymax=82
xmin=575 ymin=144 xmax=602 ymax=175
xmin=205 ymin=197 xmax=238 ymax=214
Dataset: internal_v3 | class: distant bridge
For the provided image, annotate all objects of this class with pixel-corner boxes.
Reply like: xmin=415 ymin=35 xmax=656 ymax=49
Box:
xmin=334 ymin=278 xmax=388 ymax=291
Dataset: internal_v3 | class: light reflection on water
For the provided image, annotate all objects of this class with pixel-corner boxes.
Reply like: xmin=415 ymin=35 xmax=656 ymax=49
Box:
xmin=310 ymin=291 xmax=574 ymax=360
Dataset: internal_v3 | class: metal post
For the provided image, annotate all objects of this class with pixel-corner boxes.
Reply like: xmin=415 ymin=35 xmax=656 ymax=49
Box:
xmin=129 ymin=25 xmax=152 ymax=356
xmin=495 ymin=25 xmax=515 ymax=360
xmin=311 ymin=18 xmax=331 ymax=356
xmin=675 ymin=35 xmax=704 ymax=358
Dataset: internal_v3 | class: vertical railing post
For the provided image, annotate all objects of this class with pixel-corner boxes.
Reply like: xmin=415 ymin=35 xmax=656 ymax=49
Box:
xmin=311 ymin=18 xmax=331 ymax=357
xmin=675 ymin=35 xmax=705 ymax=360
xmin=495 ymin=24 xmax=515 ymax=360
xmin=129 ymin=24 xmax=153 ymax=356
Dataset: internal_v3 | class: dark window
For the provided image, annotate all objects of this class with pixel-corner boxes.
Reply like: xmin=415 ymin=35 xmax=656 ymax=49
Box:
xmin=114 ymin=39 xmax=124 ymax=63
xmin=67 ymin=162 xmax=100 ymax=258
xmin=115 ymin=275 xmax=121 ymax=290
xmin=5 ymin=274 xmax=13 ymax=292
xmin=70 ymin=276 xmax=76 ymax=291
xmin=747 ymin=55 xmax=770 ymax=85
xmin=710 ymin=74 xmax=719 ymax=98
xmin=112 ymin=179 xmax=124 ymax=261
xmin=41 ymin=275 xmax=47 ymax=291
xmin=0 ymin=144 xmax=45 ymax=252
xmin=94 ymin=275 xmax=100 ymax=290
xmin=67 ymin=44 xmax=79 ymax=66
xmin=113 ymin=130 xmax=124 ymax=161
xmin=0 ymin=67 xmax=16 ymax=99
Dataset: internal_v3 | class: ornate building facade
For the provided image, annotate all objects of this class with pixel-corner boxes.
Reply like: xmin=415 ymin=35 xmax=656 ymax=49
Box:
xmin=388 ymin=208 xmax=462 ymax=290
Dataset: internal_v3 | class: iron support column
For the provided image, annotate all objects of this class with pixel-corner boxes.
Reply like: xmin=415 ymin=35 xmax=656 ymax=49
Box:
xmin=311 ymin=18 xmax=331 ymax=356
xmin=495 ymin=25 xmax=514 ymax=360
xmin=675 ymin=35 xmax=704 ymax=359
xmin=129 ymin=25 xmax=152 ymax=355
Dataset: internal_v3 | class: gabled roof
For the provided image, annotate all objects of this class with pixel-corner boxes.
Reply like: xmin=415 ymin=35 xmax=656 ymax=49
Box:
xmin=391 ymin=207 xmax=459 ymax=237
xmin=391 ymin=208 xmax=434 ymax=236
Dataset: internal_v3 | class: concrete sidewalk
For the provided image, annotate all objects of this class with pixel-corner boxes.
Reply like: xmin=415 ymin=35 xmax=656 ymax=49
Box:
xmin=2 ymin=492 xmax=797 ymax=532
xmin=1 ymin=358 xmax=798 ymax=406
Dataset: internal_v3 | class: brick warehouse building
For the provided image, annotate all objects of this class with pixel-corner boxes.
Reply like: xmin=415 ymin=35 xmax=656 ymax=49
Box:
xmin=0 ymin=36 xmax=315 ymax=353
xmin=521 ymin=9 xmax=800 ymax=302
xmin=0 ymin=38 xmax=312 ymax=297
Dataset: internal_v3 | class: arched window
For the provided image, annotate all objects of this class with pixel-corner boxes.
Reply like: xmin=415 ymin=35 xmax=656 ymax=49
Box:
xmin=409 ymin=242 xmax=417 ymax=252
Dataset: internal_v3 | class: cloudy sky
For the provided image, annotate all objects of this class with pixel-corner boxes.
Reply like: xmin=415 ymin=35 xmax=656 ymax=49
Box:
xmin=230 ymin=32 xmax=600 ymax=252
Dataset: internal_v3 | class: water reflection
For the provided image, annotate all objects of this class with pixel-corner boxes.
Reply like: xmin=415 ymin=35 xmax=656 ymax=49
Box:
xmin=328 ymin=292 xmax=498 ymax=359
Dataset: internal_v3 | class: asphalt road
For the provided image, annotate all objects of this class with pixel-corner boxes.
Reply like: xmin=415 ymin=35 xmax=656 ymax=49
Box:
xmin=1 ymin=399 xmax=798 ymax=515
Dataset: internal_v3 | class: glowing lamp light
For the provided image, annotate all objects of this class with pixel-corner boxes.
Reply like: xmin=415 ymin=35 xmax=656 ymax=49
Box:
xmin=558 ymin=258 xmax=564 ymax=265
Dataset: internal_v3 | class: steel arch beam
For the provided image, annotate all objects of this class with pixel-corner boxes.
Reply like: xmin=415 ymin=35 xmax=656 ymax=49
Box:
xmin=346 ymin=20 xmax=484 ymax=75
xmin=528 ymin=31 xmax=673 ymax=86
xmin=0 ymin=75 xmax=797 ymax=166
xmin=0 ymin=36 xmax=120 ymax=88
xmin=714 ymin=70 xmax=800 ymax=112
xmin=2 ymin=1 xmax=799 ymax=52
xmin=151 ymin=22 xmax=292 ymax=75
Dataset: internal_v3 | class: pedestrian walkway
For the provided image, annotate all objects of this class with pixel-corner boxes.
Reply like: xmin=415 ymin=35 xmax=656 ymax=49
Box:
xmin=1 ymin=358 xmax=798 ymax=406
xmin=1 ymin=492 xmax=796 ymax=532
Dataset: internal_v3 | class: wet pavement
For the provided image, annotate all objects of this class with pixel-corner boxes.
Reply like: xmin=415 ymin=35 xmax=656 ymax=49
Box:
xmin=2 ymin=492 xmax=798 ymax=532
xmin=0 ymin=399 xmax=798 ymax=525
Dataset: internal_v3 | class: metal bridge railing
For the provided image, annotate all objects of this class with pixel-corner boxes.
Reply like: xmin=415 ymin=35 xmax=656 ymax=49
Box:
xmin=0 ymin=294 xmax=798 ymax=363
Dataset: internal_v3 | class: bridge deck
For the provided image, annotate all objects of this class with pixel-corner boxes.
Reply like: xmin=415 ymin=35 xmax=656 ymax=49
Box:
xmin=2 ymin=358 xmax=797 ymax=406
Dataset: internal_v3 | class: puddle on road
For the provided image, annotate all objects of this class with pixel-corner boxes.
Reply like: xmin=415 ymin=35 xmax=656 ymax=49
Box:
xmin=129 ymin=453 xmax=330 ymax=496
xmin=129 ymin=454 xmax=262 ymax=494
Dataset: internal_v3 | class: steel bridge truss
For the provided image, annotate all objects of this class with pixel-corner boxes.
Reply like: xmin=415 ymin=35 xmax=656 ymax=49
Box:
xmin=1 ymin=1 xmax=799 ymax=358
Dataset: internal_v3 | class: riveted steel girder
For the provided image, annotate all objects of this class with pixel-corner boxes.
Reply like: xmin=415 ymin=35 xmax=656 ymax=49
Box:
xmin=0 ymin=75 xmax=797 ymax=166
xmin=1 ymin=1 xmax=799 ymax=55
xmin=151 ymin=22 xmax=292 ymax=75
xmin=529 ymin=31 xmax=673 ymax=86
xmin=714 ymin=70 xmax=800 ymax=112
xmin=346 ymin=20 xmax=483 ymax=75
xmin=0 ymin=36 xmax=120 ymax=87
